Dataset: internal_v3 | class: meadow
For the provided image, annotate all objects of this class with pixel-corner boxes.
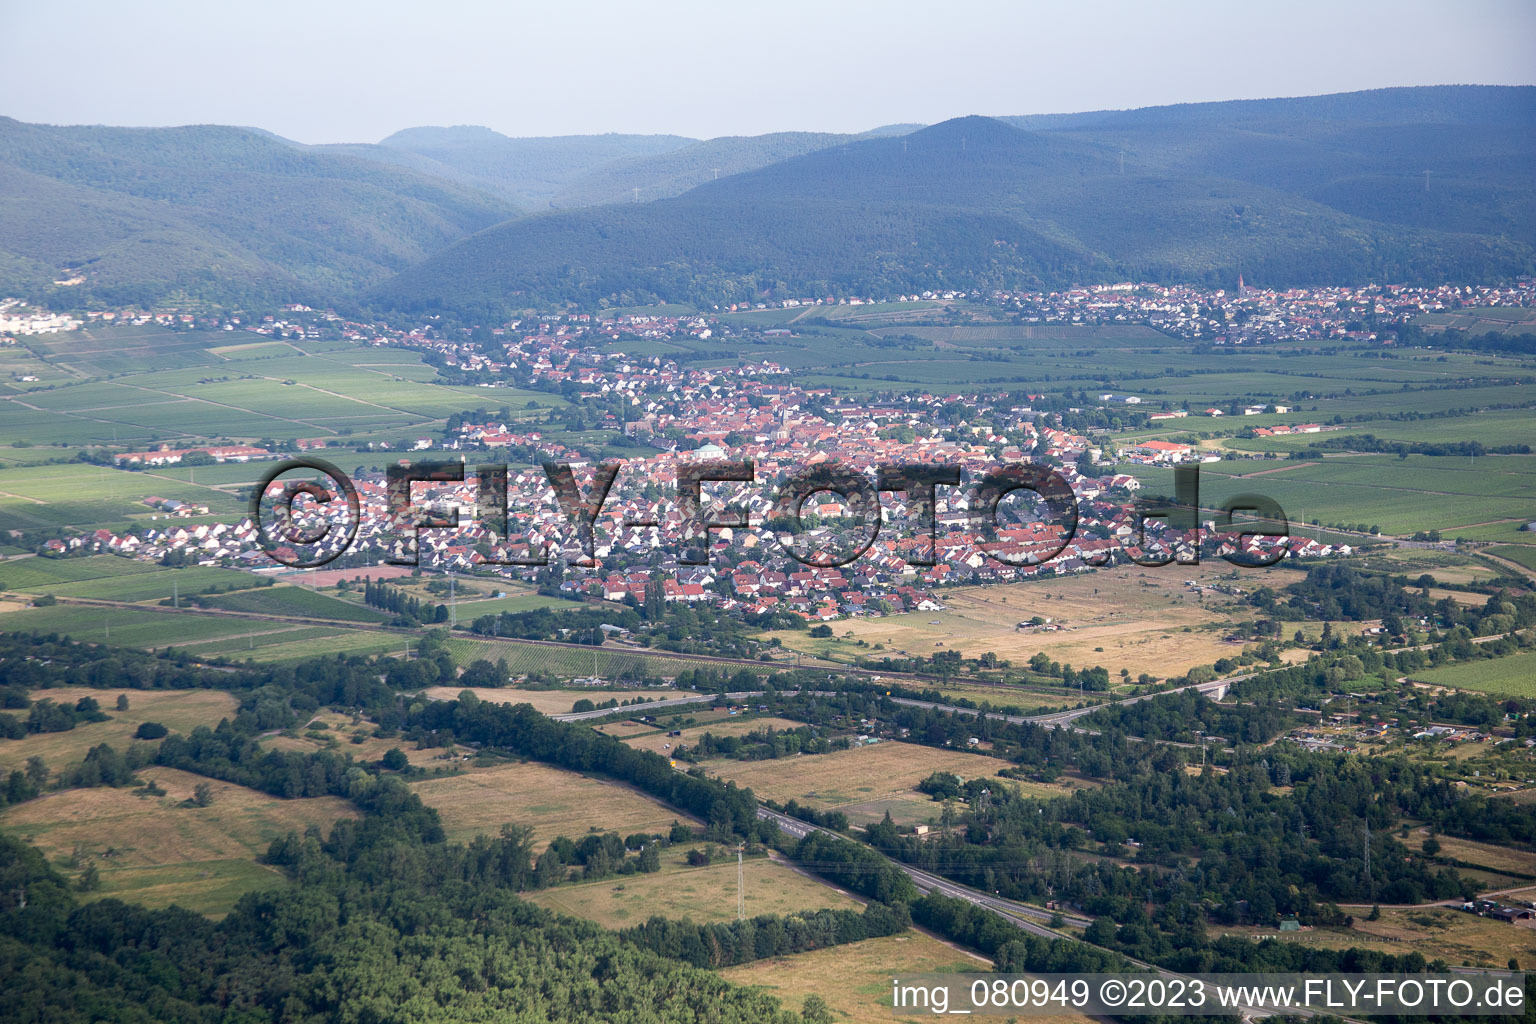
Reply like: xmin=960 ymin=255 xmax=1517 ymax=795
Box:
xmin=0 ymin=687 xmax=240 ymax=774
xmin=0 ymin=766 xmax=357 ymax=917
xmin=410 ymin=761 xmax=695 ymax=846
xmin=526 ymin=849 xmax=862 ymax=928
xmin=698 ymin=741 xmax=1031 ymax=827
xmin=720 ymin=932 xmax=1014 ymax=1024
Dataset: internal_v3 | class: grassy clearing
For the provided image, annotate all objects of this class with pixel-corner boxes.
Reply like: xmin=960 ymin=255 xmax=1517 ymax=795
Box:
xmin=700 ymin=742 xmax=1035 ymax=827
xmin=721 ymin=932 xmax=1017 ymax=1024
xmin=606 ymin=716 xmax=809 ymax=756
xmin=1351 ymin=907 xmax=1536 ymax=968
xmin=410 ymin=762 xmax=694 ymax=846
xmin=0 ymin=688 xmax=239 ymax=774
xmin=1427 ymin=835 xmax=1536 ymax=879
xmin=0 ymin=766 xmax=357 ymax=917
xmin=419 ymin=685 xmax=683 ymax=716
xmin=1410 ymin=652 xmax=1536 ymax=698
xmin=439 ymin=636 xmax=757 ymax=680
xmin=527 ymin=851 xmax=862 ymax=928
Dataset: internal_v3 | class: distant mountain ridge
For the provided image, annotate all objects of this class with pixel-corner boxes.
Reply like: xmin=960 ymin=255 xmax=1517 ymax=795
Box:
xmin=4 ymin=86 xmax=1532 ymax=313
xmin=380 ymin=87 xmax=1536 ymax=313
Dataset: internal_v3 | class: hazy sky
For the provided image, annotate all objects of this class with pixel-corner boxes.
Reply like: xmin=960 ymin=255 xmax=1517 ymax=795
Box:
xmin=4 ymin=0 xmax=1533 ymax=143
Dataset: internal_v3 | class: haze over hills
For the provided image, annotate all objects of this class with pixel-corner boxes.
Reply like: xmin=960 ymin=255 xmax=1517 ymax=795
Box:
xmin=3 ymin=86 xmax=1533 ymax=313
xmin=1003 ymin=86 xmax=1536 ymax=244
xmin=550 ymin=132 xmax=861 ymax=208
xmin=0 ymin=118 xmax=518 ymax=307
xmin=380 ymin=87 xmax=1536 ymax=313
xmin=366 ymin=126 xmax=697 ymax=207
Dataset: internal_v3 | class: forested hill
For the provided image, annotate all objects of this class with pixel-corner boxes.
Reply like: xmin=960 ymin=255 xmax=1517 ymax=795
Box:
xmin=0 ymin=118 xmax=519 ymax=308
xmin=378 ymin=87 xmax=1536 ymax=313
xmin=1004 ymin=85 xmax=1536 ymax=245
xmin=359 ymin=125 xmax=698 ymax=206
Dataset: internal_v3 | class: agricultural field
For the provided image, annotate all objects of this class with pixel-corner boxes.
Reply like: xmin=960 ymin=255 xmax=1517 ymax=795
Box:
xmin=0 ymin=328 xmax=562 ymax=449
xmin=0 ymin=687 xmax=240 ymax=775
xmin=0 ymin=766 xmax=357 ymax=917
xmin=1409 ymin=652 xmax=1536 ymax=699
xmin=721 ymin=932 xmax=1011 ymax=1024
xmin=1486 ymin=545 xmax=1536 ymax=571
xmin=0 ymin=603 xmax=266 ymax=651
xmin=0 ymin=461 xmax=247 ymax=532
xmin=20 ymin=566 xmax=262 ymax=603
xmin=235 ymin=629 xmax=400 ymax=663
xmin=769 ymin=562 xmax=1285 ymax=681
xmin=420 ymin=685 xmax=683 ymax=716
xmin=1415 ymin=306 xmax=1536 ymax=335
xmin=438 ymin=634 xmax=764 ymax=681
xmin=526 ymin=849 xmax=862 ymax=928
xmin=201 ymin=584 xmax=390 ymax=622
xmin=1126 ymin=454 xmax=1536 ymax=536
xmin=0 ymin=553 xmax=161 ymax=591
xmin=698 ymin=741 xmax=1036 ymax=827
xmin=410 ymin=761 xmax=694 ymax=845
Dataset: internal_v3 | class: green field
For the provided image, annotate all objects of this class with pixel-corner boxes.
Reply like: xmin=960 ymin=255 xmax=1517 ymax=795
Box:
xmin=202 ymin=585 xmax=389 ymax=622
xmin=31 ymin=567 xmax=262 ymax=603
xmin=440 ymin=635 xmax=772 ymax=681
xmin=1411 ymin=652 xmax=1536 ymax=698
xmin=1125 ymin=454 xmax=1536 ymax=535
xmin=0 ymin=604 xmax=262 ymax=649
xmin=1486 ymin=545 xmax=1536 ymax=570
xmin=0 ymin=328 xmax=563 ymax=448
xmin=0 ymin=554 xmax=160 ymax=591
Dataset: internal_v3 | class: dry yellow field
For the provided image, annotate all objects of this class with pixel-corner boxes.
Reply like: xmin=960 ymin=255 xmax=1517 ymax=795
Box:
xmin=0 ymin=766 xmax=357 ymax=916
xmin=1424 ymin=834 xmax=1536 ymax=879
xmin=527 ymin=851 xmax=862 ymax=928
xmin=721 ymin=931 xmax=1085 ymax=1024
xmin=1216 ymin=906 xmax=1536 ymax=967
xmin=701 ymin=741 xmax=1041 ymax=827
xmin=1353 ymin=907 xmax=1536 ymax=967
xmin=0 ymin=688 xmax=240 ymax=774
xmin=410 ymin=761 xmax=693 ymax=846
xmin=419 ymin=685 xmax=681 ymax=715
xmin=769 ymin=563 xmax=1283 ymax=680
xmin=603 ymin=715 xmax=808 ymax=756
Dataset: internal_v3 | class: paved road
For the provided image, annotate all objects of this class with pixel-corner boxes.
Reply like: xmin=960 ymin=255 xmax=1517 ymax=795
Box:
xmin=756 ymin=804 xmax=1091 ymax=934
